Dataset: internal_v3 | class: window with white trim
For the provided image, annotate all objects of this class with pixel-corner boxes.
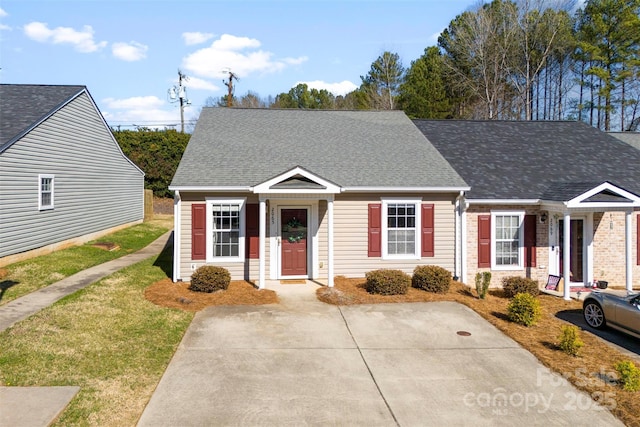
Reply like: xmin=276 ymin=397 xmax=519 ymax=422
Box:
xmin=382 ymin=198 xmax=421 ymax=259
xmin=38 ymin=174 xmax=54 ymax=210
xmin=491 ymin=211 xmax=524 ymax=269
xmin=206 ymin=198 xmax=246 ymax=262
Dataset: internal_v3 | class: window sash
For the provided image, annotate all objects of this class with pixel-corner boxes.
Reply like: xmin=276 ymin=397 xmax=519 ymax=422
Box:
xmin=382 ymin=200 xmax=421 ymax=259
xmin=492 ymin=212 xmax=523 ymax=268
xmin=206 ymin=198 xmax=245 ymax=262
xmin=39 ymin=175 xmax=54 ymax=210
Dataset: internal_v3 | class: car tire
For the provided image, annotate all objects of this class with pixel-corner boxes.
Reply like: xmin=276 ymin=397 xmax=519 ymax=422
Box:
xmin=583 ymin=301 xmax=606 ymax=329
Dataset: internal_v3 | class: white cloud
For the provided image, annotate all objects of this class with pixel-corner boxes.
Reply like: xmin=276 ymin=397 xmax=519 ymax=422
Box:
xmin=0 ymin=24 xmax=10 ymax=31
xmin=182 ymin=33 xmax=308 ymax=80
xmin=296 ymin=80 xmax=358 ymax=96
xmin=0 ymin=8 xmax=7 ymax=17
xmin=103 ymin=96 xmax=164 ymax=110
xmin=181 ymin=76 xmax=219 ymax=91
xmin=23 ymin=21 xmax=107 ymax=53
xmin=182 ymin=31 xmax=214 ymax=46
xmin=112 ymin=41 xmax=148 ymax=61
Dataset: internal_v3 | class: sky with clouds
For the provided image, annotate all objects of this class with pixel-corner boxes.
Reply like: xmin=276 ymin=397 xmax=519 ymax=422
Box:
xmin=0 ymin=0 xmax=480 ymax=129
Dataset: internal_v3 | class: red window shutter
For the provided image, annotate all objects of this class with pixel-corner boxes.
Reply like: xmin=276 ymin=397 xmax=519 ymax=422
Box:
xmin=246 ymin=203 xmax=259 ymax=259
xmin=191 ymin=204 xmax=206 ymax=260
xmin=524 ymin=214 xmax=537 ymax=268
xmin=637 ymin=214 xmax=640 ymax=265
xmin=421 ymin=204 xmax=435 ymax=257
xmin=368 ymin=203 xmax=382 ymax=257
xmin=478 ymin=215 xmax=491 ymax=268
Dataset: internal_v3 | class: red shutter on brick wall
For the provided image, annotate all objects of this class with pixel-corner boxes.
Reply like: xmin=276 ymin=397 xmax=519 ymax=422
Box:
xmin=246 ymin=203 xmax=259 ymax=259
xmin=478 ymin=215 xmax=491 ymax=268
xmin=524 ymin=214 xmax=537 ymax=268
xmin=421 ymin=204 xmax=434 ymax=257
xmin=637 ymin=214 xmax=640 ymax=265
xmin=191 ymin=204 xmax=206 ymax=260
xmin=368 ymin=203 xmax=382 ymax=257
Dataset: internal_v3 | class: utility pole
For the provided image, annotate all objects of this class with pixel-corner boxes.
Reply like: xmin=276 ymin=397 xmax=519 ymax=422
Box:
xmin=168 ymin=70 xmax=190 ymax=132
xmin=223 ymin=70 xmax=238 ymax=107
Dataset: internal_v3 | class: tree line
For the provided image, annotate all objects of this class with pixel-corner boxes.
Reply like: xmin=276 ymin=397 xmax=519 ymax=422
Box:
xmin=205 ymin=0 xmax=640 ymax=131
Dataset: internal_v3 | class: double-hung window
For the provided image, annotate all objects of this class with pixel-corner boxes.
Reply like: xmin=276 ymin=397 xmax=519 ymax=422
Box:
xmin=206 ymin=198 xmax=245 ymax=262
xmin=38 ymin=174 xmax=55 ymax=210
xmin=491 ymin=211 xmax=524 ymax=269
xmin=382 ymin=198 xmax=421 ymax=259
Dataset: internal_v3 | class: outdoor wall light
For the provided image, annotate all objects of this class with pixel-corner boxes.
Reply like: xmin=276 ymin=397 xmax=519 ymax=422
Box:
xmin=540 ymin=212 xmax=547 ymax=224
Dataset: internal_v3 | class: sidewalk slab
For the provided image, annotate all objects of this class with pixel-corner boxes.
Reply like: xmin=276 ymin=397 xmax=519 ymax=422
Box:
xmin=0 ymin=386 xmax=80 ymax=427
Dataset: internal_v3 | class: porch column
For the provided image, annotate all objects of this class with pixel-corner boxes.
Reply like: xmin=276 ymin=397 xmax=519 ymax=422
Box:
xmin=327 ymin=197 xmax=334 ymax=287
xmin=563 ymin=212 xmax=571 ymax=300
xmin=258 ymin=198 xmax=266 ymax=289
xmin=625 ymin=210 xmax=633 ymax=292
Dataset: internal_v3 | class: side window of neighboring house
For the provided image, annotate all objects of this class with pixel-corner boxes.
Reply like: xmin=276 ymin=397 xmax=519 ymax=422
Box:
xmin=38 ymin=174 xmax=55 ymax=210
xmin=491 ymin=211 xmax=524 ymax=270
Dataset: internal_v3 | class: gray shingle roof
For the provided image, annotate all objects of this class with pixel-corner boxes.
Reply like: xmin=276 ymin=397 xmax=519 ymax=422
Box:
xmin=0 ymin=84 xmax=86 ymax=152
xmin=412 ymin=120 xmax=640 ymax=200
xmin=171 ymin=108 xmax=468 ymax=189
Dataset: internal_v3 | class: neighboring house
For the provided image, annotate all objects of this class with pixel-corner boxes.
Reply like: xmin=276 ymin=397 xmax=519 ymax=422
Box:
xmin=413 ymin=120 xmax=640 ymax=298
xmin=169 ymin=108 xmax=469 ymax=287
xmin=0 ymin=84 xmax=144 ymax=265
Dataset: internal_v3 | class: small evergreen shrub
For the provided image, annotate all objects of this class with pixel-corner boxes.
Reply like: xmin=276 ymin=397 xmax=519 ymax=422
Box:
xmin=189 ymin=265 xmax=231 ymax=293
xmin=558 ymin=325 xmax=584 ymax=356
xmin=365 ymin=269 xmax=411 ymax=295
xmin=615 ymin=360 xmax=640 ymax=392
xmin=475 ymin=271 xmax=492 ymax=299
xmin=412 ymin=265 xmax=451 ymax=293
xmin=507 ymin=293 xmax=541 ymax=327
xmin=502 ymin=276 xmax=539 ymax=298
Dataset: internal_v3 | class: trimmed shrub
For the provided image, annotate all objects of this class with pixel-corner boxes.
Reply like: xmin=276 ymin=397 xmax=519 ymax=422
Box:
xmin=412 ymin=265 xmax=452 ymax=293
xmin=502 ymin=276 xmax=539 ymax=298
xmin=558 ymin=325 xmax=584 ymax=357
xmin=365 ymin=269 xmax=411 ymax=295
xmin=507 ymin=293 xmax=541 ymax=327
xmin=615 ymin=360 xmax=640 ymax=392
xmin=475 ymin=271 xmax=492 ymax=299
xmin=189 ymin=265 xmax=231 ymax=293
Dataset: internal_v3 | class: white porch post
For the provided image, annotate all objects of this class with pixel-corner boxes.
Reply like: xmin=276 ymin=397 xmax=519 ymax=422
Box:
xmin=327 ymin=197 xmax=334 ymax=287
xmin=625 ymin=210 xmax=633 ymax=292
xmin=563 ymin=212 xmax=571 ymax=300
xmin=258 ymin=198 xmax=266 ymax=289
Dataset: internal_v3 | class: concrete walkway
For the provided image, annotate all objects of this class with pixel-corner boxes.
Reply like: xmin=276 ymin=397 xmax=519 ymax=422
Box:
xmin=0 ymin=231 xmax=172 ymax=427
xmin=138 ymin=282 xmax=623 ymax=426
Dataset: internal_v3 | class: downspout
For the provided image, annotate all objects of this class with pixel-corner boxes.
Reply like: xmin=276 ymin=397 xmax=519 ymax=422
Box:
xmin=455 ymin=191 xmax=466 ymax=283
xmin=172 ymin=190 xmax=181 ymax=282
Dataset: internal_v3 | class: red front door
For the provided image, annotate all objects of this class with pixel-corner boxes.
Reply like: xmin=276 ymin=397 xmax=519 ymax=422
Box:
xmin=281 ymin=208 xmax=308 ymax=276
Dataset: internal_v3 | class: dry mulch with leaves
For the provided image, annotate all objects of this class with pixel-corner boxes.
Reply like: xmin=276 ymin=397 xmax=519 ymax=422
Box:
xmin=145 ymin=275 xmax=638 ymax=426
xmin=144 ymin=278 xmax=278 ymax=312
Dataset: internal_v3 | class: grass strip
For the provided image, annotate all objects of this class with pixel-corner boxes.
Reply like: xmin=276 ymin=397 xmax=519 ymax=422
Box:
xmin=0 ymin=216 xmax=172 ymax=305
xmin=0 ymin=240 xmax=193 ymax=426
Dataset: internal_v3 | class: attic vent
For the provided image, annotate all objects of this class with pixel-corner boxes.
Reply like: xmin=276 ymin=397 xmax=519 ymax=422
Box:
xmin=270 ymin=174 xmax=327 ymax=190
xmin=584 ymin=189 xmax=632 ymax=203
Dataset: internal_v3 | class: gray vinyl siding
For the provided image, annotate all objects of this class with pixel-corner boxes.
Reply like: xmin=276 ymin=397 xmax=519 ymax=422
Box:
xmin=0 ymin=93 xmax=144 ymax=258
xmin=332 ymin=193 xmax=457 ymax=278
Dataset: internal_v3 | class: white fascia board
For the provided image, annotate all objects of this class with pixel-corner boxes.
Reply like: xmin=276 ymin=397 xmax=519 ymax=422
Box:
xmin=168 ymin=186 xmax=251 ymax=192
xmin=466 ymin=199 xmax=540 ymax=205
xmin=342 ymin=186 xmax=470 ymax=193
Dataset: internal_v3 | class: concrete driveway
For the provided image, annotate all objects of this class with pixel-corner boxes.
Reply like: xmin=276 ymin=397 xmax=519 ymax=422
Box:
xmin=138 ymin=284 xmax=622 ymax=426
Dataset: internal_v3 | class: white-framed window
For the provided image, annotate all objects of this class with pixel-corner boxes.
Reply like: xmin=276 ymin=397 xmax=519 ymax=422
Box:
xmin=491 ymin=211 xmax=524 ymax=270
xmin=206 ymin=198 xmax=246 ymax=262
xmin=381 ymin=198 xmax=421 ymax=259
xmin=38 ymin=174 xmax=55 ymax=210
